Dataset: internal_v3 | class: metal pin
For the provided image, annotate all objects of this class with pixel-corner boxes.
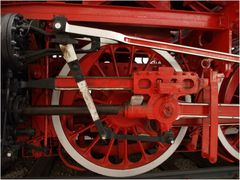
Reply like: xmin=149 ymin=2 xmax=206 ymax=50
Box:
xmin=54 ymin=22 xmax=62 ymax=30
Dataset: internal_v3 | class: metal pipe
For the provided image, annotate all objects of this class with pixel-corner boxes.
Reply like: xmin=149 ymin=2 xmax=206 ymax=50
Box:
xmin=21 ymin=105 xmax=122 ymax=115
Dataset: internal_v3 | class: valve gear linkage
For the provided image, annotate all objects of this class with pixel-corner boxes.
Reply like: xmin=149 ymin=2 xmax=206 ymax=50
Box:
xmin=59 ymin=43 xmax=174 ymax=143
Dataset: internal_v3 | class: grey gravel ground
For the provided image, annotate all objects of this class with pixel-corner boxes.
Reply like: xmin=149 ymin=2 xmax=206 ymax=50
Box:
xmin=1 ymin=152 xmax=237 ymax=178
xmin=49 ymin=158 xmax=85 ymax=177
xmin=1 ymin=157 xmax=35 ymax=178
xmin=174 ymin=158 xmax=198 ymax=170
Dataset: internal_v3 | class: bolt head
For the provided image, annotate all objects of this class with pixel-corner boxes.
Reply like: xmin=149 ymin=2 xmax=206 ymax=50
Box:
xmin=101 ymin=135 xmax=107 ymax=140
xmin=170 ymin=140 xmax=175 ymax=144
xmin=6 ymin=152 xmax=12 ymax=157
xmin=162 ymin=104 xmax=173 ymax=118
xmin=54 ymin=22 xmax=62 ymax=29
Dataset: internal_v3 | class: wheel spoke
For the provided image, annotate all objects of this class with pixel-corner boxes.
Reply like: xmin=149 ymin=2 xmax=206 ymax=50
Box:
xmin=110 ymin=46 xmax=119 ymax=77
xmin=84 ymin=135 xmax=101 ymax=155
xmin=132 ymin=127 xmax=148 ymax=160
xmin=128 ymin=46 xmax=135 ymax=75
xmin=144 ymin=53 xmax=155 ymax=71
xmin=94 ymin=63 xmax=106 ymax=77
xmin=117 ymin=129 xmax=129 ymax=164
xmin=157 ymin=142 xmax=166 ymax=149
xmin=232 ymin=138 xmax=239 ymax=147
xmin=91 ymin=48 xmax=104 ymax=63
xmin=70 ymin=123 xmax=95 ymax=138
xmin=103 ymin=128 xmax=119 ymax=163
xmin=123 ymin=129 xmax=128 ymax=164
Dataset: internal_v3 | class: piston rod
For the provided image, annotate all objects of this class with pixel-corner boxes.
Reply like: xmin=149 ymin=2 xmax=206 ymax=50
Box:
xmin=20 ymin=105 xmax=239 ymax=126
xmin=21 ymin=105 xmax=121 ymax=115
xmin=21 ymin=103 xmax=239 ymax=119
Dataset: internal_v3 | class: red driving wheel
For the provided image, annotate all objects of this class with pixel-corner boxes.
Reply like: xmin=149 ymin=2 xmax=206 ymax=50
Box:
xmin=52 ymin=44 xmax=188 ymax=177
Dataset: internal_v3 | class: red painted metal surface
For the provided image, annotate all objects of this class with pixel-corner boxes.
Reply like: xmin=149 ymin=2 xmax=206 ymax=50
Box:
xmin=202 ymin=118 xmax=210 ymax=158
xmin=209 ymin=70 xmax=219 ymax=163
xmin=2 ymin=0 xmax=239 ymax=174
xmin=125 ymin=103 xmax=239 ymax=124
xmin=55 ymin=77 xmax=133 ymax=90
xmin=1 ymin=2 xmax=228 ymax=30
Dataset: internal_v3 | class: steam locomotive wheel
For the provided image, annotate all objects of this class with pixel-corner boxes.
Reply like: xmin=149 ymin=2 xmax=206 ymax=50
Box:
xmin=52 ymin=44 xmax=189 ymax=177
xmin=218 ymin=66 xmax=239 ymax=160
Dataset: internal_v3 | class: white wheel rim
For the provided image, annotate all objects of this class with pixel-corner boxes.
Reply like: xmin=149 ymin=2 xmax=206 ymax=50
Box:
xmin=52 ymin=44 xmax=189 ymax=177
xmin=218 ymin=126 xmax=239 ymax=159
xmin=218 ymin=77 xmax=239 ymax=160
